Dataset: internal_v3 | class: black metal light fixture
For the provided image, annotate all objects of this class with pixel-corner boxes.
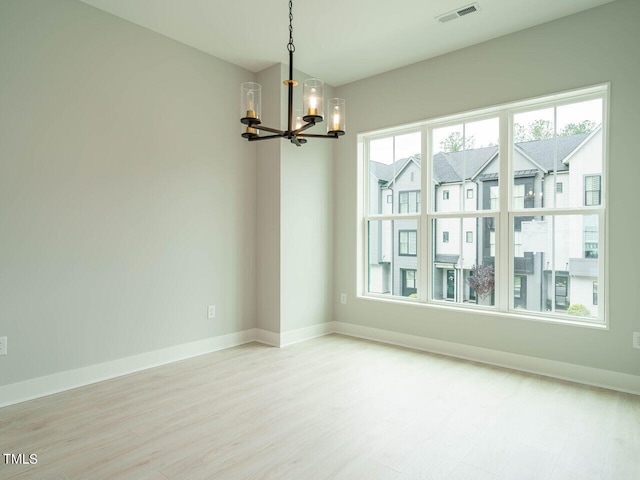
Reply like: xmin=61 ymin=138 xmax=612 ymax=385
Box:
xmin=240 ymin=0 xmax=346 ymax=147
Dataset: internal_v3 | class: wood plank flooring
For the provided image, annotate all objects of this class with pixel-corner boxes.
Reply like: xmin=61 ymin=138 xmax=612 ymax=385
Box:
xmin=1 ymin=334 xmax=639 ymax=479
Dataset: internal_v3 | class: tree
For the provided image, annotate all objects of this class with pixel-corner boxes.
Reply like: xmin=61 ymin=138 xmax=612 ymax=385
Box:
xmin=514 ymin=119 xmax=554 ymax=142
xmin=560 ymin=120 xmax=596 ymax=137
xmin=514 ymin=119 xmax=597 ymax=142
xmin=466 ymin=264 xmax=494 ymax=300
xmin=440 ymin=132 xmax=475 ymax=152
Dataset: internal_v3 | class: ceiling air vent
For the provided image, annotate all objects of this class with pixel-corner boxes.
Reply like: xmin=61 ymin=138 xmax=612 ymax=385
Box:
xmin=435 ymin=3 xmax=480 ymax=23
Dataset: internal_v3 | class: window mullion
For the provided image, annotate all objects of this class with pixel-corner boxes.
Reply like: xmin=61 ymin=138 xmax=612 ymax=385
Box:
xmin=498 ymin=110 xmax=511 ymax=311
xmin=421 ymin=125 xmax=431 ymax=303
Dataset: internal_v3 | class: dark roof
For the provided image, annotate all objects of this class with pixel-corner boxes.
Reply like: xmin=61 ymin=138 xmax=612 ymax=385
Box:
xmin=369 ymin=156 xmax=416 ymax=183
xmin=433 ymin=146 xmax=498 ymax=183
xmin=369 ymin=132 xmax=593 ymax=185
xmin=515 ymin=133 xmax=590 ymax=172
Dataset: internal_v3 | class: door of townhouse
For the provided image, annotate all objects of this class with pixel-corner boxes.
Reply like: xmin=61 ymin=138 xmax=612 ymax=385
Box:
xmin=446 ymin=269 xmax=455 ymax=300
xmin=401 ymin=269 xmax=417 ymax=297
xmin=514 ymin=275 xmax=527 ymax=309
xmin=555 ymin=275 xmax=569 ymax=310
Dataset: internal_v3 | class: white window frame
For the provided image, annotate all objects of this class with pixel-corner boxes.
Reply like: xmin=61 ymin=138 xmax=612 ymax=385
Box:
xmin=359 ymin=84 xmax=608 ymax=328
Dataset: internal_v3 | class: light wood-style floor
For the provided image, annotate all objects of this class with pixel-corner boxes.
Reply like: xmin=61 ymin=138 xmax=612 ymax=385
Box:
xmin=1 ymin=334 xmax=639 ymax=480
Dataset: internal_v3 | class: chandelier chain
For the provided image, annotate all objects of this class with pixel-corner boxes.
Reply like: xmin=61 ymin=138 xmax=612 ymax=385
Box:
xmin=287 ymin=0 xmax=295 ymax=53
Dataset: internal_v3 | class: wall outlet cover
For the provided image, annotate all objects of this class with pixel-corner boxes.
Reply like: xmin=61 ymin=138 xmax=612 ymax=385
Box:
xmin=207 ymin=305 xmax=216 ymax=319
xmin=633 ymin=332 xmax=640 ymax=350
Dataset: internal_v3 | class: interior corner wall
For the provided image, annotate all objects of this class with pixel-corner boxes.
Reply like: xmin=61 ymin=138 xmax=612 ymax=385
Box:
xmin=333 ymin=0 xmax=640 ymax=376
xmin=0 ymin=0 xmax=257 ymax=387
xmin=280 ymin=70 xmax=334 ymax=335
xmin=256 ymin=63 xmax=335 ymax=337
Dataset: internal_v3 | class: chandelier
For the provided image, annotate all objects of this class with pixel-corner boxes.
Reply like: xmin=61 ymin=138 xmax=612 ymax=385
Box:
xmin=240 ymin=1 xmax=346 ymax=146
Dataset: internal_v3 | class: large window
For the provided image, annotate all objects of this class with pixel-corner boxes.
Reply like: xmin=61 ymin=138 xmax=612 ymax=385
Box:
xmin=361 ymin=85 xmax=607 ymax=325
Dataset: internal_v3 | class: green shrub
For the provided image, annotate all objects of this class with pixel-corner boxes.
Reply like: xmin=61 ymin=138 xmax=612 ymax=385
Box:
xmin=567 ymin=304 xmax=591 ymax=316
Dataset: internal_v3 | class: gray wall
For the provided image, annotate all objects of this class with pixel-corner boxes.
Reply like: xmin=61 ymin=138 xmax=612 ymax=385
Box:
xmin=0 ymin=0 xmax=257 ymax=386
xmin=255 ymin=64 xmax=283 ymax=334
xmin=334 ymin=0 xmax=640 ymax=376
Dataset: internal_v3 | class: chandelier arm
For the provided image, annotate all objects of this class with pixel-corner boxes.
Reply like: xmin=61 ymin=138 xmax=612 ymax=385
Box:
xmin=292 ymin=121 xmax=317 ymax=135
xmin=297 ymin=133 xmax=340 ymax=139
xmin=253 ymin=125 xmax=286 ymax=135
xmin=248 ymin=134 xmax=285 ymax=141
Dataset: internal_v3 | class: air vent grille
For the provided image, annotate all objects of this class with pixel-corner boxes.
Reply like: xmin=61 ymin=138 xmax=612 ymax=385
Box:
xmin=457 ymin=5 xmax=477 ymax=16
xmin=435 ymin=3 xmax=480 ymax=23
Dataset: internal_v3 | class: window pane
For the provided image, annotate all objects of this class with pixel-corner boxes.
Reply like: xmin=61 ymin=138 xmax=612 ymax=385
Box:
xmin=512 ymin=99 xmax=603 ymax=210
xmin=432 ymin=217 xmax=495 ymax=306
xmin=513 ymin=214 xmax=599 ymax=319
xmin=432 ymin=118 xmax=499 ymax=213
xmin=368 ymin=219 xmax=419 ymax=297
xmin=368 ymin=133 xmax=421 ymax=215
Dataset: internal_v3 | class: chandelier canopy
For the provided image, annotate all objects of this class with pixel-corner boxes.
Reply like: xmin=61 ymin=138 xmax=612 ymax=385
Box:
xmin=240 ymin=1 xmax=345 ymax=146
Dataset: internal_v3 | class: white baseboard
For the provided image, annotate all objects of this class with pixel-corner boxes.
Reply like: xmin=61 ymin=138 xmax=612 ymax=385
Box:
xmin=280 ymin=322 xmax=335 ymax=347
xmin=0 ymin=329 xmax=256 ymax=408
xmin=3 ymin=322 xmax=637 ymax=408
xmin=253 ymin=328 xmax=280 ymax=347
xmin=253 ymin=322 xmax=334 ymax=347
xmin=332 ymin=322 xmax=640 ymax=396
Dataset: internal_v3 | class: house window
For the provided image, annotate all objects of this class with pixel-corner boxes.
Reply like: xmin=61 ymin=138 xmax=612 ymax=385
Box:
xmin=584 ymin=226 xmax=598 ymax=258
xmin=490 ymin=186 xmax=499 ymax=210
xmin=514 ymin=276 xmax=522 ymax=298
xmin=410 ymin=172 xmax=415 ymax=182
xmin=399 ymin=190 xmax=420 ymax=213
xmin=513 ymin=184 xmax=525 ymax=209
xmin=361 ymin=85 xmax=607 ymax=324
xmin=585 ymin=175 xmax=601 ymax=206
xmin=399 ymin=230 xmax=417 ymax=256
xmin=386 ymin=194 xmax=392 ymax=204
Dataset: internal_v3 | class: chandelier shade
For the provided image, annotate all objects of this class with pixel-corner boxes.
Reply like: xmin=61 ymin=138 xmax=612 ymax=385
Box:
xmin=239 ymin=1 xmax=345 ymax=147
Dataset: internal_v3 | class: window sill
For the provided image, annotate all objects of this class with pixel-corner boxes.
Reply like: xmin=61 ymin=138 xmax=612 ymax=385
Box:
xmin=358 ymin=293 xmax=608 ymax=331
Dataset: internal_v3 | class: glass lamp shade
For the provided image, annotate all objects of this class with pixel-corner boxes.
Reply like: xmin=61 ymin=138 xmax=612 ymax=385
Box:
xmin=241 ymin=82 xmax=261 ymax=125
xmin=303 ymin=78 xmax=324 ymax=122
xmin=327 ymin=98 xmax=346 ymax=135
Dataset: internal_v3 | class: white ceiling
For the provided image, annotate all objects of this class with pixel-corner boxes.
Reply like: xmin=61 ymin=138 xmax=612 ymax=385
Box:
xmin=79 ymin=0 xmax=616 ymax=86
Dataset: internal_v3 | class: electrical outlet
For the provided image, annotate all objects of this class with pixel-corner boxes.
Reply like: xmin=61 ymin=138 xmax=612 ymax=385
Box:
xmin=633 ymin=332 xmax=640 ymax=350
xmin=207 ymin=305 xmax=216 ymax=319
xmin=340 ymin=293 xmax=347 ymax=304
xmin=0 ymin=336 xmax=7 ymax=356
